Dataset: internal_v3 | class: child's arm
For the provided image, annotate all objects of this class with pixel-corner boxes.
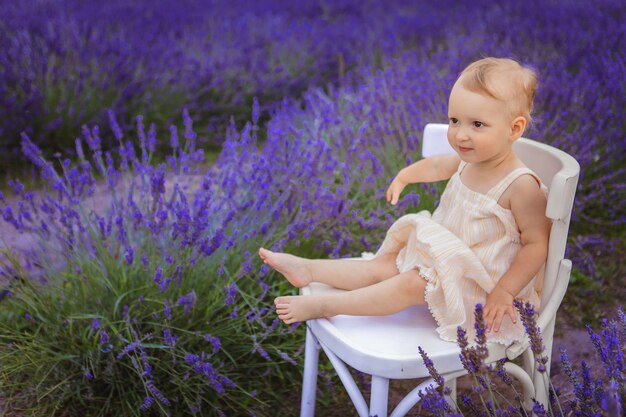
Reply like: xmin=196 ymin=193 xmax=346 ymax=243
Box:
xmin=386 ymin=154 xmax=461 ymax=205
xmin=484 ymin=175 xmax=551 ymax=333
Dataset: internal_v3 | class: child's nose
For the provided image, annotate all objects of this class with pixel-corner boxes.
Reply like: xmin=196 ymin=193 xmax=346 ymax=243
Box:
xmin=455 ymin=127 xmax=470 ymax=141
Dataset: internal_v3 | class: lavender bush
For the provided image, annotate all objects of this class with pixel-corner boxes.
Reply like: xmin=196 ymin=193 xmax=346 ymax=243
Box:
xmin=0 ymin=0 xmax=624 ymax=415
xmin=0 ymin=94 xmax=431 ymax=414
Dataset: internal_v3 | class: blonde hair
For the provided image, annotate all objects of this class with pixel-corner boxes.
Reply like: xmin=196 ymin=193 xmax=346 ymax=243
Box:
xmin=459 ymin=57 xmax=538 ymax=126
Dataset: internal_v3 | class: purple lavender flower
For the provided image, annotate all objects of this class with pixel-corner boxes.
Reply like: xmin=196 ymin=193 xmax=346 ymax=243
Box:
xmin=185 ymin=353 xmax=199 ymax=364
xmin=495 ymin=358 xmax=514 ymax=387
xmin=600 ymin=378 xmax=622 ymax=416
xmin=91 ymin=318 xmax=101 ymax=331
xmin=252 ymin=97 xmax=260 ymax=126
xmin=417 ymin=384 xmax=456 ymax=416
xmin=190 ymin=402 xmax=202 ymax=414
xmin=105 ymin=151 xmax=119 ymax=189
xmin=169 ymin=125 xmax=179 ymax=150
xmin=9 ymin=179 xmax=25 ymax=196
xmin=82 ymin=125 xmax=100 ymax=151
xmin=587 ymin=318 xmax=624 ymax=381
xmin=150 ymin=164 xmax=166 ymax=206
xmin=158 ymin=277 xmax=172 ymax=293
xmin=117 ymin=340 xmax=142 ymax=359
xmin=99 ymin=330 xmax=109 ymax=345
xmin=124 ymin=246 xmax=134 ymax=265
xmin=473 ymin=304 xmax=488 ymax=357
xmin=418 ymin=346 xmax=446 ymax=394
xmin=153 ymin=267 xmax=163 ymax=284
xmin=163 ymin=329 xmax=177 ymax=347
xmin=457 ymin=306 xmax=490 ymax=375
xmin=176 ymin=290 xmax=197 ymax=315
xmin=146 ymin=380 xmax=170 ymax=407
xmin=147 ymin=123 xmax=157 ymax=154
xmin=277 ymin=350 xmax=298 ymax=366
xmin=163 ymin=299 xmax=172 ymax=321
xmin=136 ymin=115 xmax=146 ymax=146
xmin=532 ymin=400 xmax=549 ymax=417
xmin=224 ymin=283 xmax=237 ymax=305
xmin=203 ymin=334 xmax=221 ymax=354
xmin=19 ymin=133 xmax=45 ymax=168
xmin=139 ymin=396 xmax=154 ymax=412
xmin=108 ymin=110 xmax=123 ymax=142
xmin=514 ymin=300 xmax=549 ymax=374
xmin=185 ymin=351 xmax=235 ymax=394
xmin=252 ymin=343 xmax=271 ymax=361
xmin=182 ymin=108 xmax=196 ymax=142
xmin=460 ymin=394 xmax=484 ymax=417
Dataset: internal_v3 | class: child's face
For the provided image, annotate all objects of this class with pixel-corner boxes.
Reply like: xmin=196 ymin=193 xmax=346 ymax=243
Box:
xmin=447 ymin=79 xmax=518 ymax=165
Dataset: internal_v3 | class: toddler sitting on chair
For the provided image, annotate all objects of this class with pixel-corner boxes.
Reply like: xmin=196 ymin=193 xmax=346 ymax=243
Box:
xmin=259 ymin=57 xmax=550 ymax=345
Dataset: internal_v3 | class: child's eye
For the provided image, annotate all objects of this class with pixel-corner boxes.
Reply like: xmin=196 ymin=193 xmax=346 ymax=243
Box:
xmin=473 ymin=121 xmax=484 ymax=128
xmin=449 ymin=118 xmax=458 ymax=125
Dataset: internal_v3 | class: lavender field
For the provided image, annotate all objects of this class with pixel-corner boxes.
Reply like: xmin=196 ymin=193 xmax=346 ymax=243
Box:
xmin=0 ymin=0 xmax=442 ymax=172
xmin=1 ymin=0 xmax=624 ymax=416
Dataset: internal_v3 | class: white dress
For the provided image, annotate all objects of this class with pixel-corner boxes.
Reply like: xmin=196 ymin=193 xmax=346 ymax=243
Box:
xmin=374 ymin=161 xmax=546 ymax=345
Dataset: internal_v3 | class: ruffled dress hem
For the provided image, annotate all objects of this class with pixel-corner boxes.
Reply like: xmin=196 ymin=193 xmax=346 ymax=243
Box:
xmin=375 ymin=210 xmax=532 ymax=346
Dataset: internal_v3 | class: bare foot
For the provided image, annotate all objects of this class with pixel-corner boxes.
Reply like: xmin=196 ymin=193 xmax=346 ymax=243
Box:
xmin=258 ymin=247 xmax=313 ymax=288
xmin=275 ymin=296 xmax=326 ymax=324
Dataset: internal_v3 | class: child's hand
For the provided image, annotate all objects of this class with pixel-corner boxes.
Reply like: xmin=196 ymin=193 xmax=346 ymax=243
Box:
xmin=483 ymin=286 xmax=516 ymax=333
xmin=386 ymin=176 xmax=407 ymax=205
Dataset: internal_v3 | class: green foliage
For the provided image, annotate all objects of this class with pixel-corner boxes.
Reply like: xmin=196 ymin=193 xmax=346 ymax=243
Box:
xmin=0 ymin=245 xmax=301 ymax=416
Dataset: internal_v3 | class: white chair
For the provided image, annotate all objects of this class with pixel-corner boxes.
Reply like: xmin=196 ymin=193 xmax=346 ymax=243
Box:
xmin=299 ymin=123 xmax=580 ymax=417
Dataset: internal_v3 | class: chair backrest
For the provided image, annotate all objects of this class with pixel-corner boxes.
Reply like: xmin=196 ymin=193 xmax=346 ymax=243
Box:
xmin=421 ymin=123 xmax=580 ymax=313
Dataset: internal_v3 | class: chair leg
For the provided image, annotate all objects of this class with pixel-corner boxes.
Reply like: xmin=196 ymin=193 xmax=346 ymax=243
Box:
xmin=503 ymin=361 xmax=534 ymax=410
xmin=370 ymin=376 xmax=389 ymax=417
xmin=322 ymin=346 xmax=370 ymax=417
xmin=522 ymin=347 xmax=535 ymax=381
xmin=534 ymin=323 xmax=556 ymax=410
xmin=301 ymin=326 xmax=321 ymax=417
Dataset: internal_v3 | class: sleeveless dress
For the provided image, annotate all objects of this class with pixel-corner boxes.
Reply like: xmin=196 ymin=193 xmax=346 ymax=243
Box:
xmin=373 ymin=161 xmax=546 ymax=345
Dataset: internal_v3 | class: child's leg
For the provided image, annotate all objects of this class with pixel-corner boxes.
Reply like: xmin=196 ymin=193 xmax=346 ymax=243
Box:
xmin=275 ymin=268 xmax=427 ymax=324
xmin=259 ymin=248 xmax=399 ymax=290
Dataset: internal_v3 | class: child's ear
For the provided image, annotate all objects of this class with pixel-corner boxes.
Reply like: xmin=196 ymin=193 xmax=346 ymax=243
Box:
xmin=509 ymin=116 xmax=527 ymax=141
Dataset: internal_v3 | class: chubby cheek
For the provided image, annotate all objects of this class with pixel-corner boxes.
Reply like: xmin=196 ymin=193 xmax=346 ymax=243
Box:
xmin=447 ymin=131 xmax=455 ymax=146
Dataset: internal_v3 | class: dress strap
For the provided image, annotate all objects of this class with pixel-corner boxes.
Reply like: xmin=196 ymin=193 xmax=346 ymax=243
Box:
xmin=457 ymin=161 xmax=468 ymax=173
xmin=486 ymin=168 xmax=541 ymax=201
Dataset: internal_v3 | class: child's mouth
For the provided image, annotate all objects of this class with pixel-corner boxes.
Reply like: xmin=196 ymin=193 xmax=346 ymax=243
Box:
xmin=459 ymin=146 xmax=472 ymax=152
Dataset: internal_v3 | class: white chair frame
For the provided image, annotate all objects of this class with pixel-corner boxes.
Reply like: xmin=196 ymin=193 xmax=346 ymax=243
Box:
xmin=299 ymin=123 xmax=580 ymax=417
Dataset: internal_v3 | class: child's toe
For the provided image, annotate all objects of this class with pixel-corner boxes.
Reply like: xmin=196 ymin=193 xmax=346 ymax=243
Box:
xmin=274 ymin=296 xmax=289 ymax=305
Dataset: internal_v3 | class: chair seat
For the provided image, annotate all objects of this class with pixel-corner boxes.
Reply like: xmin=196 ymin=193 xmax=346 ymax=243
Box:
xmin=302 ymin=282 xmax=508 ymax=379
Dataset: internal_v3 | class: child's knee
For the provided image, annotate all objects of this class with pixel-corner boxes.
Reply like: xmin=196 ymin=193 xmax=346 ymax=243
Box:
xmin=368 ymin=252 xmax=399 ymax=278
xmin=402 ymin=269 xmax=427 ymax=300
